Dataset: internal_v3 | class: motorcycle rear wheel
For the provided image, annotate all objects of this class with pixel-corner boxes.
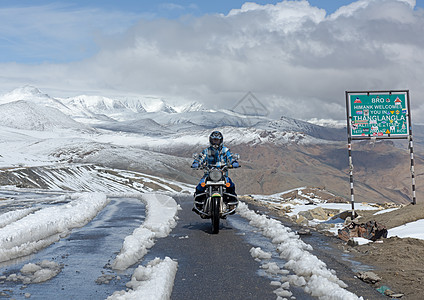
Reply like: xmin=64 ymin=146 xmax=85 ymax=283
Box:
xmin=211 ymin=197 xmax=220 ymax=234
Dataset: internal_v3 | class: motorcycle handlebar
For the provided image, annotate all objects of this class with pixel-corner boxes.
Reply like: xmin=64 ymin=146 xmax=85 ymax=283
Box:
xmin=193 ymin=164 xmax=240 ymax=170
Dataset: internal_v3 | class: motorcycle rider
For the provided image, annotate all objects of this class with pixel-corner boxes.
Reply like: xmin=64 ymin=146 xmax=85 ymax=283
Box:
xmin=191 ymin=131 xmax=240 ymax=212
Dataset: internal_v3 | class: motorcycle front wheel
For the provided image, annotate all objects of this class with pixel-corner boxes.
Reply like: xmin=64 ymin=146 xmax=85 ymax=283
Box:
xmin=211 ymin=197 xmax=220 ymax=234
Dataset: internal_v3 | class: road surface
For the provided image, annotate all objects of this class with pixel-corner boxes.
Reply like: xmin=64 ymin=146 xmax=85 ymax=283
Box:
xmin=0 ymin=193 xmax=386 ymax=299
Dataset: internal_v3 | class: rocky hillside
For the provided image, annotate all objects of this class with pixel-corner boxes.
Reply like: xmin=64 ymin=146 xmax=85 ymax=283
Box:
xmin=165 ymin=139 xmax=420 ymax=205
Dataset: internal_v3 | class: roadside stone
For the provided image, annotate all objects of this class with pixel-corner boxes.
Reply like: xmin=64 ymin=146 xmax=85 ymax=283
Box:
xmin=347 ymin=238 xmax=358 ymax=247
xmin=383 ymin=288 xmax=395 ymax=296
xmin=356 ymin=271 xmax=381 ymax=284
xmin=297 ymin=228 xmax=311 ymax=235
xmin=294 ymin=215 xmax=308 ymax=225
xmin=299 ymin=207 xmax=328 ymax=220
xmin=315 ymin=223 xmax=334 ymax=231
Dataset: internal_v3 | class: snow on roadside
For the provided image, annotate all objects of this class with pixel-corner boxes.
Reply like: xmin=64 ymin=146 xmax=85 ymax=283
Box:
xmin=388 ymin=219 xmax=424 ymax=240
xmin=107 ymin=257 xmax=178 ymax=300
xmin=0 ymin=193 xmax=109 ymax=263
xmin=0 ymin=207 xmax=38 ymax=228
xmin=5 ymin=260 xmax=63 ymax=284
xmin=373 ymin=207 xmax=400 ymax=215
xmin=111 ymin=193 xmax=180 ymax=270
xmin=237 ymin=202 xmax=363 ymax=300
xmin=250 ymin=247 xmax=272 ymax=261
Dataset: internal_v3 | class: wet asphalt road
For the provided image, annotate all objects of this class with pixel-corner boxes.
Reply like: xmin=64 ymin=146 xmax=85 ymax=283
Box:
xmin=144 ymin=194 xmax=294 ymax=300
xmin=0 ymin=197 xmax=145 ymax=300
xmin=146 ymin=195 xmax=386 ymax=300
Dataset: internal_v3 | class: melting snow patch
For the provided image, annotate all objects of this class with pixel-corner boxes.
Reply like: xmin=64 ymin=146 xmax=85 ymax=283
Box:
xmin=250 ymin=247 xmax=272 ymax=261
xmin=352 ymin=237 xmax=372 ymax=246
xmin=237 ymin=202 xmax=363 ymax=300
xmin=261 ymin=262 xmax=284 ymax=275
xmin=0 ymin=192 xmax=109 ymax=262
xmin=112 ymin=193 xmax=180 ymax=270
xmin=107 ymin=257 xmax=178 ymax=300
xmin=5 ymin=260 xmax=63 ymax=284
xmin=273 ymin=287 xmax=293 ymax=298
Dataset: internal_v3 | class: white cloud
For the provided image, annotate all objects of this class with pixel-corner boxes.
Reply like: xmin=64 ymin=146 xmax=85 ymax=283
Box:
xmin=0 ymin=0 xmax=423 ymax=122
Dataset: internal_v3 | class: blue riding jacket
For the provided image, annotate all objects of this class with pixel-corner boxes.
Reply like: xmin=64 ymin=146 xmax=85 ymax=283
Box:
xmin=193 ymin=145 xmax=237 ymax=193
xmin=193 ymin=145 xmax=237 ymax=170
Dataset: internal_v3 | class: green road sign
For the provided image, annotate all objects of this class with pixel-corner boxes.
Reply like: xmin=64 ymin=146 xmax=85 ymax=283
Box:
xmin=347 ymin=92 xmax=409 ymax=138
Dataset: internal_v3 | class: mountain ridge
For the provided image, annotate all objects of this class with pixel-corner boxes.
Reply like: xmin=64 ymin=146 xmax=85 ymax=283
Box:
xmin=0 ymin=85 xmax=345 ymax=142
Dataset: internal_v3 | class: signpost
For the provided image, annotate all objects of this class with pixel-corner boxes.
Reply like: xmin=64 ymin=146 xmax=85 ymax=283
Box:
xmin=345 ymin=90 xmax=415 ymax=217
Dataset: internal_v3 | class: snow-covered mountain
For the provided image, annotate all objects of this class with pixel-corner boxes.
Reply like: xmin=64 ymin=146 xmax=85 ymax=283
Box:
xmin=0 ymin=85 xmax=71 ymax=114
xmin=173 ymin=101 xmax=205 ymax=113
xmin=63 ymin=95 xmax=146 ymax=115
xmin=0 ymin=100 xmax=90 ymax=131
xmin=0 ymin=86 xmax=349 ymax=146
xmin=0 ymin=86 xmax=345 ymax=141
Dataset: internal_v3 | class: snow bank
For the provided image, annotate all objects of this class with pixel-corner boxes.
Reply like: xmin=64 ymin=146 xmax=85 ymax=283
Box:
xmin=0 ymin=193 xmax=109 ymax=262
xmin=112 ymin=193 xmax=179 ymax=270
xmin=388 ymin=219 xmax=424 ymax=240
xmin=0 ymin=207 xmax=38 ymax=228
xmin=237 ymin=202 xmax=363 ymax=300
xmin=107 ymin=257 xmax=178 ymax=300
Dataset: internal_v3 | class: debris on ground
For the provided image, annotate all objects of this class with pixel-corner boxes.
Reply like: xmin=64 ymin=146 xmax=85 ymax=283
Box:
xmin=376 ymin=285 xmax=404 ymax=298
xmin=338 ymin=220 xmax=388 ymax=242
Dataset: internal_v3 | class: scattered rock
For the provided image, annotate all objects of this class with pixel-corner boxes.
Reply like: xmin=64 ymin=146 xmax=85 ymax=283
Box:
xmin=356 ymin=271 xmax=381 ymax=284
xmin=294 ymin=215 xmax=308 ymax=225
xmin=315 ymin=223 xmax=334 ymax=231
xmin=297 ymin=228 xmax=311 ymax=235
xmin=96 ymin=274 xmax=116 ymax=285
xmin=0 ymin=291 xmax=11 ymax=297
xmin=347 ymin=238 xmax=358 ymax=247
xmin=299 ymin=207 xmax=328 ymax=221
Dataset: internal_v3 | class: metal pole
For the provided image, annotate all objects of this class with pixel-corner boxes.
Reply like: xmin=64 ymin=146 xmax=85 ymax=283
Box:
xmin=346 ymin=91 xmax=356 ymax=218
xmin=409 ymin=136 xmax=416 ymax=204
xmin=348 ymin=139 xmax=355 ymax=217
xmin=406 ymin=90 xmax=416 ymax=205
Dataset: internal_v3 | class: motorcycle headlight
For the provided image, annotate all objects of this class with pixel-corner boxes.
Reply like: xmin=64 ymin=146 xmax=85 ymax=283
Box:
xmin=209 ymin=169 xmax=222 ymax=182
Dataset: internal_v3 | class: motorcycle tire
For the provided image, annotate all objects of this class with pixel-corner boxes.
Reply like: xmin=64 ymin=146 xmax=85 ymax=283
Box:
xmin=211 ymin=197 xmax=220 ymax=234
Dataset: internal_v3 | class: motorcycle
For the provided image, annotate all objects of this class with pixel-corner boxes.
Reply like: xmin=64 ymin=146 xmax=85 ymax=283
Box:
xmin=192 ymin=153 xmax=240 ymax=234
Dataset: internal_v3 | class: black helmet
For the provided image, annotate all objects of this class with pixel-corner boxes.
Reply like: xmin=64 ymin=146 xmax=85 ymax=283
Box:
xmin=209 ymin=131 xmax=223 ymax=149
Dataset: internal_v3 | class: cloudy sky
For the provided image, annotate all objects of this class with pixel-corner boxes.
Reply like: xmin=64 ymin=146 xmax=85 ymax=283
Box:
xmin=0 ymin=0 xmax=423 ymax=122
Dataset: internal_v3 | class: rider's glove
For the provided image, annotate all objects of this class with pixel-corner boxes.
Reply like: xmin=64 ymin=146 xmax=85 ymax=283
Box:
xmin=232 ymin=161 xmax=240 ymax=168
xmin=191 ymin=162 xmax=199 ymax=169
